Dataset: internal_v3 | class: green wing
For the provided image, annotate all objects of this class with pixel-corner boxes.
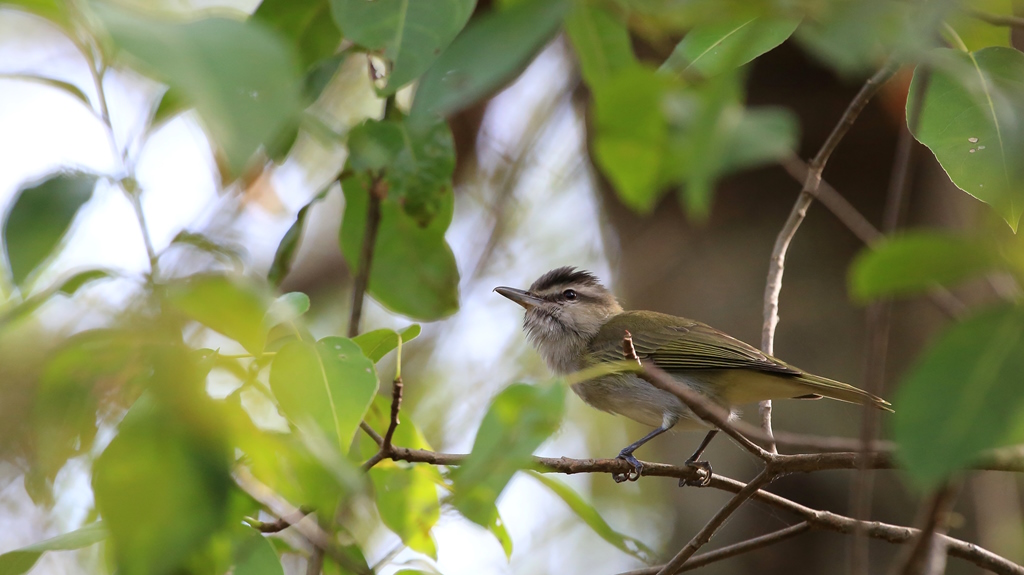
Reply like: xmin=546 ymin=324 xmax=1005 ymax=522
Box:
xmin=588 ymin=311 xmax=800 ymax=376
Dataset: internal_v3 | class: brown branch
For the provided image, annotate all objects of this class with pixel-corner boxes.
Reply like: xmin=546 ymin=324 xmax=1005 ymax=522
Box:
xmin=362 ymin=376 xmax=404 ymax=471
xmin=897 ymin=481 xmax=961 ymax=575
xmin=360 ymin=421 xmax=384 ymax=446
xmin=966 ymin=8 xmax=1024 ymax=29
xmin=244 ymin=505 xmax=316 ymax=533
xmin=761 ymin=61 xmax=900 ymax=452
xmin=233 ymin=467 xmax=372 ymax=575
xmin=656 ymin=470 xmax=774 ymax=574
xmin=347 ymin=176 xmax=385 ymax=338
xmin=623 ymin=331 xmax=772 ymax=462
xmin=619 ymin=522 xmax=810 ymax=575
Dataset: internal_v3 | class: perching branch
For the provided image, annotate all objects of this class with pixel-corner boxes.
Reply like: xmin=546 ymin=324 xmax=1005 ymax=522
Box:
xmin=619 ymin=522 xmax=811 ymax=575
xmin=760 ymin=61 xmax=900 ymax=453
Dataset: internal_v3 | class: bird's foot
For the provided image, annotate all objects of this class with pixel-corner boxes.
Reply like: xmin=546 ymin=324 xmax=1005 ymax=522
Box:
xmin=613 ymin=451 xmax=643 ymax=483
xmin=679 ymin=459 xmax=713 ymax=487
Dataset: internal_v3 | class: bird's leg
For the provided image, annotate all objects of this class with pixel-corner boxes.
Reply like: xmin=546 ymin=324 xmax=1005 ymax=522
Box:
xmin=613 ymin=425 xmax=670 ymax=483
xmin=680 ymin=429 xmax=719 ymax=487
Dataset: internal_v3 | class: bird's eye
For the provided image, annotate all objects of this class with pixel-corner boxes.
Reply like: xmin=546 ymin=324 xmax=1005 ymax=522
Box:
xmin=563 ymin=289 xmax=577 ymax=300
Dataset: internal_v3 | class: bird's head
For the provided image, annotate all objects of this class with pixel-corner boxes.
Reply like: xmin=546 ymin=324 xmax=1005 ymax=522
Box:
xmin=495 ymin=267 xmax=623 ymax=373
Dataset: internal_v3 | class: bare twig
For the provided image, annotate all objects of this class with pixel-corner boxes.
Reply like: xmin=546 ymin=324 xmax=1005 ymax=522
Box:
xmin=362 ymin=375 xmax=404 ymax=471
xmin=244 ymin=505 xmax=316 ymax=533
xmin=348 ymin=176 xmax=385 ymax=338
xmin=897 ymin=481 xmax=961 ymax=575
xmin=966 ymin=8 xmax=1024 ymax=29
xmin=623 ymin=331 xmax=772 ymax=461
xmin=656 ymin=470 xmax=774 ymax=574
xmin=360 ymin=421 xmax=384 ymax=446
xmin=761 ymin=61 xmax=900 ymax=453
xmin=234 ymin=467 xmax=372 ymax=575
xmin=619 ymin=522 xmax=810 ymax=575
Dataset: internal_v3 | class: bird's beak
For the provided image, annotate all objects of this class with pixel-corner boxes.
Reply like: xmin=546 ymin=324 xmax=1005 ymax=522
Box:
xmin=494 ymin=286 xmax=544 ymax=310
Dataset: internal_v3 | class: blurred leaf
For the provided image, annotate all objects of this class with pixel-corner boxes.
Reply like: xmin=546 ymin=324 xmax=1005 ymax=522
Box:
xmin=269 ymin=337 xmax=378 ymax=452
xmin=0 ymin=522 xmax=107 ymax=575
xmin=330 ymin=0 xmax=475 ymax=95
xmin=232 ymin=530 xmax=283 ymax=575
xmin=850 ymin=232 xmax=1004 ymax=301
xmin=795 ymin=0 xmax=918 ymax=76
xmin=369 ymin=463 xmax=440 ymax=558
xmin=57 ymin=269 xmax=113 ymax=295
xmin=352 ymin=324 xmax=421 ymax=362
xmin=910 ymin=47 xmax=1024 ymax=231
xmin=410 ymin=0 xmax=569 ymax=122
xmin=718 ymin=106 xmax=799 ymax=172
xmin=526 ymin=471 xmax=656 ymax=563
xmin=170 ymin=230 xmax=245 ymax=268
xmin=592 ymin=66 xmax=671 ymax=213
xmin=340 ymin=174 xmax=460 ymax=320
xmin=151 ymin=87 xmax=187 ymax=127
xmin=264 ymin=292 xmax=310 ymax=329
xmin=947 ymin=0 xmax=1012 ymax=51
xmin=564 ymin=3 xmax=635 ymax=89
xmin=894 ymin=304 xmax=1024 ymax=488
xmin=93 ymin=355 xmax=233 ymax=575
xmin=268 ymin=189 xmax=328 ymax=286
xmin=452 ymin=382 xmax=565 ymax=526
xmin=0 ymin=0 xmax=70 ymax=28
xmin=253 ymin=0 xmax=341 ymax=71
xmin=0 ymin=73 xmax=90 ymax=107
xmin=2 ymin=171 xmax=98 ymax=288
xmin=486 ymin=512 xmax=513 ymax=560
xmin=346 ymin=120 xmax=405 ymax=172
xmin=96 ymin=4 xmax=303 ymax=176
xmin=303 ymin=52 xmax=348 ymax=102
xmin=165 ymin=274 xmax=269 ymax=355
xmin=660 ymin=16 xmax=800 ymax=78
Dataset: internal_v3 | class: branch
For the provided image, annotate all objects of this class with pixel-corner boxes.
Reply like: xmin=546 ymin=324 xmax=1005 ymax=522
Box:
xmin=760 ymin=61 xmax=900 ymax=451
xmin=897 ymin=481 xmax=961 ymax=575
xmin=361 ymin=375 xmax=403 ymax=471
xmin=347 ymin=175 xmax=385 ymax=338
xmin=233 ymin=467 xmax=372 ymax=575
xmin=966 ymin=8 xmax=1024 ymax=29
xmin=244 ymin=505 xmax=316 ymax=533
xmin=623 ymin=331 xmax=772 ymax=462
xmin=618 ymin=522 xmax=810 ymax=575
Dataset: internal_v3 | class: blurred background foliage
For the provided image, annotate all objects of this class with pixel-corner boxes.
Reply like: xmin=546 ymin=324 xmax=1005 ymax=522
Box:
xmin=0 ymin=0 xmax=1024 ymax=573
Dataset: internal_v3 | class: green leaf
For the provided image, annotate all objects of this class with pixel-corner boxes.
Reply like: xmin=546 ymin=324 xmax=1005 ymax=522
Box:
xmin=0 ymin=522 xmax=107 ymax=575
xmin=151 ymin=87 xmax=188 ymax=127
xmin=0 ymin=0 xmax=70 ymax=28
xmin=564 ymin=3 xmax=635 ymax=89
xmin=849 ymin=232 xmax=1005 ymax=302
xmin=57 ymin=269 xmax=113 ymax=295
xmin=369 ymin=464 xmax=440 ymax=558
xmin=268 ymin=190 xmax=327 ymax=286
xmin=264 ymin=292 xmax=311 ymax=328
xmin=410 ymin=0 xmax=569 ymax=122
xmin=232 ymin=530 xmax=284 ymax=575
xmin=526 ymin=471 xmax=656 ymax=563
xmin=909 ymin=47 xmax=1024 ymax=231
xmin=170 ymin=230 xmax=245 ymax=268
xmin=717 ymin=106 xmax=799 ymax=172
xmin=0 ymin=73 xmax=90 ymax=107
xmin=330 ymin=0 xmax=476 ymax=95
xmin=795 ymin=0 xmax=918 ymax=76
xmin=591 ymin=66 xmax=671 ymax=213
xmin=340 ymin=175 xmax=460 ymax=321
xmin=352 ymin=324 xmax=421 ymax=362
xmin=946 ymin=0 xmax=1012 ymax=52
xmin=164 ymin=274 xmax=270 ymax=355
xmin=452 ymin=382 xmax=565 ymax=526
xmin=96 ymin=4 xmax=303 ymax=176
xmin=660 ymin=16 xmax=800 ymax=78
xmin=269 ymin=337 xmax=378 ymax=452
xmin=486 ymin=511 xmax=513 ymax=560
xmin=252 ymin=0 xmax=341 ymax=71
xmin=3 ymin=171 xmax=98 ymax=288
xmin=93 ymin=355 xmax=232 ymax=575
xmin=894 ymin=304 xmax=1024 ymax=488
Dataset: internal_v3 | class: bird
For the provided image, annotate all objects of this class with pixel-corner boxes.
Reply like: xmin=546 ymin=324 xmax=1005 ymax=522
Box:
xmin=495 ymin=266 xmax=892 ymax=485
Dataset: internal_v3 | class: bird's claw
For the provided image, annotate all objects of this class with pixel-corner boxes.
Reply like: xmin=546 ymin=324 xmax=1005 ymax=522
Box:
xmin=613 ymin=452 xmax=643 ymax=483
xmin=679 ymin=459 xmax=713 ymax=487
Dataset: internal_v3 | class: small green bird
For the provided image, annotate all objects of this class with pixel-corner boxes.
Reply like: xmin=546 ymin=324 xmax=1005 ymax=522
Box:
xmin=495 ymin=267 xmax=891 ymax=484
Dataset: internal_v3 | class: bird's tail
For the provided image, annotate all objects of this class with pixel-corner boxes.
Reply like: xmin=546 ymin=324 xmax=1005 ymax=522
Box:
xmin=793 ymin=372 xmax=894 ymax=412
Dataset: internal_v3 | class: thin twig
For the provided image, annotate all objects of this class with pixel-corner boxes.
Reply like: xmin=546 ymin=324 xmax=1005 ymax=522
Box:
xmin=897 ymin=481 xmax=961 ymax=575
xmin=234 ymin=467 xmax=372 ymax=575
xmin=360 ymin=421 xmax=384 ymax=446
xmin=966 ymin=8 xmax=1024 ymax=29
xmin=623 ymin=332 xmax=772 ymax=461
xmin=348 ymin=176 xmax=385 ymax=338
xmin=621 ymin=522 xmax=810 ymax=575
xmin=656 ymin=469 xmax=775 ymax=574
xmin=244 ymin=505 xmax=316 ymax=533
xmin=362 ymin=376 xmax=404 ymax=471
xmin=760 ymin=60 xmax=900 ymax=452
